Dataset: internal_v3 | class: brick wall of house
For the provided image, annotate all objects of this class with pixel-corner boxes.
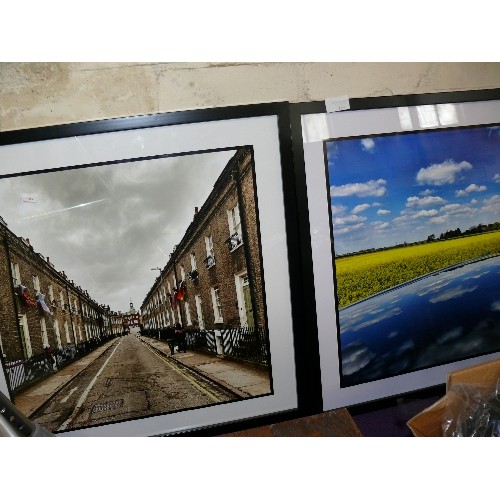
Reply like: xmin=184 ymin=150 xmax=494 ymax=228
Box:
xmin=142 ymin=147 xmax=266 ymax=333
xmin=0 ymin=233 xmax=20 ymax=359
xmin=0 ymin=220 xmax=114 ymax=363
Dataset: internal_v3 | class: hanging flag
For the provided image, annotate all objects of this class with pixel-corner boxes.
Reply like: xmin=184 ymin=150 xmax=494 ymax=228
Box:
xmin=19 ymin=285 xmax=38 ymax=307
xmin=176 ymin=281 xmax=186 ymax=301
xmin=37 ymin=293 xmax=53 ymax=315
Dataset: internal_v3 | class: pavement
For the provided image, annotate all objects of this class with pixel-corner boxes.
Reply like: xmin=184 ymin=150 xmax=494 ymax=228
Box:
xmin=13 ymin=335 xmax=272 ymax=419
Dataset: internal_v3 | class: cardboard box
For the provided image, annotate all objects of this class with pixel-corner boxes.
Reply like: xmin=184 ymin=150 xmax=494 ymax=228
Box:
xmin=407 ymin=358 xmax=500 ymax=437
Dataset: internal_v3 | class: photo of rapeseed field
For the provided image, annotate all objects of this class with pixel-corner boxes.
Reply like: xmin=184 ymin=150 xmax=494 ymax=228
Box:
xmin=326 ymin=124 xmax=500 ymax=386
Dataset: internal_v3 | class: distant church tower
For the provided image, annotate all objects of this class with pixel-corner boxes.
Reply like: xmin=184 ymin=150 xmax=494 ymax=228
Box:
xmin=128 ymin=299 xmax=136 ymax=315
xmin=122 ymin=299 xmax=140 ymax=332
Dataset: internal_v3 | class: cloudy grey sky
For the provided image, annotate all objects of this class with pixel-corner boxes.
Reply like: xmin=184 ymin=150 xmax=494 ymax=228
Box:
xmin=0 ymin=149 xmax=236 ymax=312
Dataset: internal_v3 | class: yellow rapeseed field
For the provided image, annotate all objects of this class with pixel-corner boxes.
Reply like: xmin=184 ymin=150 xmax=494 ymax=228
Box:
xmin=335 ymin=231 xmax=500 ymax=308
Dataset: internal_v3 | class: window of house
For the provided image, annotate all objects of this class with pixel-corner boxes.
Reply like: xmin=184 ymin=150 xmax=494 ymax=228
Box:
xmin=60 ymin=291 xmax=65 ymax=310
xmin=40 ymin=318 xmax=49 ymax=346
xmin=64 ymin=321 xmax=70 ymax=343
xmin=180 ymin=265 xmax=186 ymax=282
xmin=53 ymin=320 xmax=62 ymax=349
xmin=211 ymin=287 xmax=223 ymax=323
xmin=184 ymin=301 xmax=192 ymax=326
xmin=33 ymin=275 xmax=40 ymax=294
xmin=48 ymin=285 xmax=54 ymax=303
xmin=188 ymin=253 xmax=199 ymax=281
xmin=11 ymin=262 xmax=21 ymax=287
xmin=227 ymin=205 xmax=243 ymax=250
xmin=195 ymin=295 xmax=205 ymax=330
xmin=204 ymin=235 xmax=215 ymax=268
xmin=18 ymin=314 xmax=32 ymax=358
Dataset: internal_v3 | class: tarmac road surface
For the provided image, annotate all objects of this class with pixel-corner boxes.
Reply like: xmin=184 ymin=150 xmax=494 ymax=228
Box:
xmin=30 ymin=334 xmax=237 ymax=434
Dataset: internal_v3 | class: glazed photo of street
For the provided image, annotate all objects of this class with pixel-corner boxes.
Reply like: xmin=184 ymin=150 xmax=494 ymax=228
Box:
xmin=0 ymin=146 xmax=272 ymax=434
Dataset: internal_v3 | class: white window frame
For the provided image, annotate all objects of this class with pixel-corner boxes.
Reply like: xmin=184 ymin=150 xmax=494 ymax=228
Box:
xmin=180 ymin=265 xmax=186 ymax=282
xmin=53 ymin=319 xmax=62 ymax=349
xmin=204 ymin=235 xmax=215 ymax=268
xmin=48 ymin=285 xmax=54 ymax=302
xmin=11 ymin=262 xmax=21 ymax=287
xmin=211 ymin=287 xmax=224 ymax=323
xmin=184 ymin=301 xmax=192 ymax=326
xmin=195 ymin=294 xmax=205 ymax=330
xmin=190 ymin=253 xmax=197 ymax=271
xmin=40 ymin=318 xmax=49 ymax=346
xmin=64 ymin=321 xmax=70 ymax=343
xmin=18 ymin=314 xmax=32 ymax=358
xmin=33 ymin=275 xmax=40 ymax=294
xmin=227 ymin=204 xmax=243 ymax=251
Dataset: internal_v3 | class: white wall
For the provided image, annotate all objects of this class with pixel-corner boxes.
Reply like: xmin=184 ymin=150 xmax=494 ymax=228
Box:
xmin=1 ymin=62 xmax=499 ymax=131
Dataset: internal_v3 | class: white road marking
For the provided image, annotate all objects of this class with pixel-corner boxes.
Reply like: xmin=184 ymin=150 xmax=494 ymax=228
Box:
xmin=58 ymin=340 xmax=122 ymax=431
xmin=60 ymin=387 xmax=79 ymax=403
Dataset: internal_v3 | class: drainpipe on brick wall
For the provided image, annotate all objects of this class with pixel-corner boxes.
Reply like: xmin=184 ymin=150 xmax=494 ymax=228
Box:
xmin=232 ymin=151 xmax=258 ymax=329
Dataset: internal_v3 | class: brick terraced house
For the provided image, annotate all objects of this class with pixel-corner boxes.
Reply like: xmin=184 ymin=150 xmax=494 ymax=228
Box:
xmin=140 ymin=147 xmax=270 ymax=365
xmin=0 ymin=215 xmax=116 ymax=393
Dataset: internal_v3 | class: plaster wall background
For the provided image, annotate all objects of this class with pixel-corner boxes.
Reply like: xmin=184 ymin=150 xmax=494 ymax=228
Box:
xmin=1 ymin=62 xmax=499 ymax=131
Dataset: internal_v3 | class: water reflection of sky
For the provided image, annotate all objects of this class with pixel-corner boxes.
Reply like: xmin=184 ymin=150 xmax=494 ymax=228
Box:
xmin=339 ymin=256 xmax=500 ymax=387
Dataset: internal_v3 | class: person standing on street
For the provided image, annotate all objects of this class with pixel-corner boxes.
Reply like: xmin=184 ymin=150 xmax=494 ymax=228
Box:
xmin=174 ymin=323 xmax=187 ymax=353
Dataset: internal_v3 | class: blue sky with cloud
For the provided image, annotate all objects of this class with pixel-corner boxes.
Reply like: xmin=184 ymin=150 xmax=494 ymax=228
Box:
xmin=326 ymin=125 xmax=500 ymax=255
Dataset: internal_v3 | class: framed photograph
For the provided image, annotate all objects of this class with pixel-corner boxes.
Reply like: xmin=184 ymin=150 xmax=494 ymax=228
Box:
xmin=290 ymin=89 xmax=500 ymax=410
xmin=0 ymin=103 xmax=306 ymax=436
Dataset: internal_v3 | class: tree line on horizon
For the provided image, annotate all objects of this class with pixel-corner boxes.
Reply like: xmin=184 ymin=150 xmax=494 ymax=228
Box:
xmin=336 ymin=221 xmax=500 ymax=258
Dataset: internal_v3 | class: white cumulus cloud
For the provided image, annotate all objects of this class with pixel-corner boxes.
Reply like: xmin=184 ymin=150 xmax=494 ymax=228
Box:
xmin=330 ymin=179 xmax=387 ymax=198
xmin=406 ymin=195 xmax=446 ymax=207
xmin=361 ymin=138 xmax=375 ymax=151
xmin=455 ymin=183 xmax=487 ymax=196
xmin=416 ymin=159 xmax=472 ymax=186
xmin=352 ymin=203 xmax=371 ymax=214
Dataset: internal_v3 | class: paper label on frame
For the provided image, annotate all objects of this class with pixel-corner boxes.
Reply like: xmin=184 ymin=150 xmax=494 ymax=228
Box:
xmin=325 ymin=96 xmax=350 ymax=113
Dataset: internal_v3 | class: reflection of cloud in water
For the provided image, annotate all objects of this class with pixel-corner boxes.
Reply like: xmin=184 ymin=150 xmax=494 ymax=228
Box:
xmin=349 ymin=307 xmax=402 ymax=332
xmin=395 ymin=340 xmax=414 ymax=356
xmin=415 ymin=321 xmax=493 ymax=367
xmin=429 ymin=285 xmax=478 ymax=303
xmin=436 ymin=326 xmax=463 ymax=345
xmin=466 ymin=270 xmax=490 ymax=281
xmin=491 ymin=300 xmax=500 ymax=312
xmin=341 ymin=343 xmax=376 ymax=376
xmin=415 ymin=276 xmax=453 ymax=297
xmin=388 ymin=330 xmax=399 ymax=339
xmin=387 ymin=294 xmax=401 ymax=304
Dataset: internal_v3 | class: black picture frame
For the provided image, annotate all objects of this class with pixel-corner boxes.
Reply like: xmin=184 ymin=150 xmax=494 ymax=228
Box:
xmin=0 ymin=103 xmax=318 ymax=436
xmin=290 ymin=88 xmax=500 ymax=411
